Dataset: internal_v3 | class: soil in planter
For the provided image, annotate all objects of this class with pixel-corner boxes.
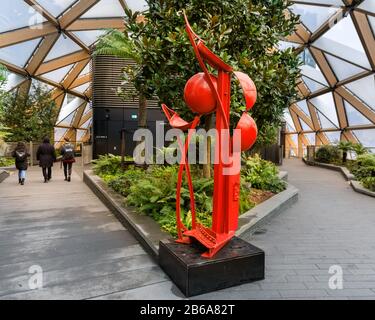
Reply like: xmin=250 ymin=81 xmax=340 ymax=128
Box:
xmin=248 ymin=188 xmax=275 ymax=205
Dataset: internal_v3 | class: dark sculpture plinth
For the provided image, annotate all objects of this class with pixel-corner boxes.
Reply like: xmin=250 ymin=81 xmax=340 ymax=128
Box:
xmin=159 ymin=237 xmax=265 ymax=297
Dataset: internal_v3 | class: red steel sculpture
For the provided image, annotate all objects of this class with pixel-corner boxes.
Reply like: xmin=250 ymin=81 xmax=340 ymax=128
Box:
xmin=162 ymin=13 xmax=258 ymax=258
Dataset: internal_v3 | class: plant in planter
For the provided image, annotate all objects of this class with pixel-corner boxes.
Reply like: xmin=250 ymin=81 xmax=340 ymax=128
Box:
xmin=351 ymin=153 xmax=375 ymax=181
xmin=337 ymin=141 xmax=354 ymax=163
xmin=352 ymin=143 xmax=368 ymax=157
xmin=315 ymin=145 xmax=340 ymax=164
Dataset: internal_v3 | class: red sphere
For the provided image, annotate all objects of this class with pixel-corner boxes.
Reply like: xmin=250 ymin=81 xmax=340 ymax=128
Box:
xmin=235 ymin=113 xmax=258 ymax=151
xmin=184 ymin=73 xmax=217 ymax=115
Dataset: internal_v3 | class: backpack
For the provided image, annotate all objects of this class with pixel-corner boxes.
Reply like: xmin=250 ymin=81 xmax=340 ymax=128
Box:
xmin=63 ymin=144 xmax=75 ymax=161
xmin=15 ymin=150 xmax=27 ymax=161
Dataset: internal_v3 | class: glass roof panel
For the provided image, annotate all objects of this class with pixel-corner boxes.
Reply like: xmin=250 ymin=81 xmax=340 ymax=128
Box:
xmin=126 ymin=0 xmax=148 ymax=12
xmin=41 ymin=64 xmax=74 ymax=83
xmin=284 ymin=109 xmax=296 ymax=132
xmin=292 ymin=0 xmax=343 ymax=6
xmin=302 ymin=76 xmax=326 ymax=93
xmin=344 ymin=100 xmax=372 ymax=126
xmin=73 ymin=83 xmax=90 ymax=94
xmin=76 ymin=129 xmax=87 ymax=142
xmin=300 ymin=118 xmax=313 ymax=131
xmin=358 ymin=0 xmax=375 ymax=14
xmin=277 ymin=41 xmax=301 ymax=51
xmin=313 ymin=16 xmax=371 ymax=69
xmin=44 ymin=34 xmax=81 ymax=62
xmin=0 ymin=38 xmax=41 ymax=67
xmin=325 ymin=53 xmax=366 ymax=81
xmin=81 ymin=0 xmax=125 ymax=18
xmin=324 ymin=131 xmax=341 ymax=144
xmin=2 ymin=72 xmax=26 ymax=91
xmin=58 ymin=96 xmax=85 ymax=122
xmin=369 ymin=16 xmax=375 ymax=36
xmin=296 ymin=100 xmax=310 ymax=116
xmin=58 ymin=111 xmax=76 ymax=126
xmin=54 ymin=128 xmax=68 ymax=143
xmin=345 ymin=75 xmax=375 ymax=110
xmin=304 ymin=133 xmax=316 ymax=145
xmin=353 ymin=129 xmax=375 ymax=149
xmin=72 ymin=30 xmax=107 ymax=47
xmin=290 ymin=4 xmax=339 ymax=33
xmin=310 ymin=93 xmax=339 ymax=127
xmin=301 ymin=65 xmax=328 ymax=86
xmin=36 ymin=0 xmax=77 ymax=17
xmin=0 ymin=0 xmax=46 ymax=33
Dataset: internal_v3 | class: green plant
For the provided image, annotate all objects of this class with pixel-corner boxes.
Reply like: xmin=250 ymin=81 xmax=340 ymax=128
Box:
xmin=361 ymin=177 xmax=375 ymax=192
xmin=351 ymin=153 xmax=375 ymax=180
xmin=242 ymin=154 xmax=286 ymax=193
xmin=0 ymin=157 xmax=13 ymax=167
xmin=92 ymin=154 xmax=123 ymax=176
xmin=315 ymin=145 xmax=341 ymax=164
xmin=352 ymin=143 xmax=369 ymax=156
xmin=0 ymin=83 xmax=57 ymax=142
xmin=108 ymin=0 xmax=299 ymax=151
xmin=338 ymin=141 xmax=354 ymax=163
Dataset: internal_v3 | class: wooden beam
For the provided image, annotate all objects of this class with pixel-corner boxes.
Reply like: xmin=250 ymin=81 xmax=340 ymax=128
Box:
xmin=0 ymin=23 xmax=56 ymax=48
xmin=309 ymin=47 xmax=337 ymax=87
xmin=63 ymin=60 xmax=90 ymax=88
xmin=333 ymin=92 xmax=348 ymax=129
xmin=59 ymin=0 xmax=101 ymax=29
xmin=26 ymin=33 xmax=59 ymax=75
xmin=36 ymin=50 xmax=90 ymax=75
xmin=0 ymin=60 xmax=28 ymax=76
xmin=69 ymin=74 xmax=91 ymax=89
xmin=307 ymin=100 xmax=321 ymax=131
xmin=290 ymin=104 xmax=315 ymax=130
xmin=351 ymin=10 xmax=375 ymax=70
xmin=336 ymin=87 xmax=375 ymax=124
xmin=290 ymin=109 xmax=302 ymax=132
xmin=79 ymin=111 xmax=92 ymax=127
xmin=67 ymin=18 xmax=125 ymax=31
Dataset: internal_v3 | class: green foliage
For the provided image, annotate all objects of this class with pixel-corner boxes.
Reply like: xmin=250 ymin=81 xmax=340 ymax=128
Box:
xmin=352 ymin=143 xmax=368 ymax=156
xmin=92 ymin=154 xmax=260 ymax=236
xmin=361 ymin=177 xmax=375 ymax=192
xmin=315 ymin=145 xmax=341 ymax=164
xmin=105 ymin=0 xmax=299 ymax=148
xmin=92 ymin=154 xmax=123 ymax=176
xmin=0 ymin=157 xmax=13 ymax=167
xmin=242 ymin=154 xmax=286 ymax=193
xmin=351 ymin=154 xmax=375 ymax=181
xmin=0 ymin=83 xmax=57 ymax=142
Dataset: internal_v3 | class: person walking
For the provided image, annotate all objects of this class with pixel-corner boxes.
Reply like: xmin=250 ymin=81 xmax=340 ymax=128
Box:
xmin=36 ymin=137 xmax=56 ymax=183
xmin=60 ymin=137 xmax=75 ymax=182
xmin=11 ymin=142 xmax=30 ymax=186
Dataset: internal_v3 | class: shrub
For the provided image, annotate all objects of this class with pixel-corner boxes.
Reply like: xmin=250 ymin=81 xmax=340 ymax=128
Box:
xmin=92 ymin=154 xmax=122 ymax=176
xmin=0 ymin=157 xmax=13 ymax=167
xmin=351 ymin=154 xmax=375 ymax=181
xmin=362 ymin=177 xmax=375 ymax=192
xmin=315 ymin=145 xmax=340 ymax=163
xmin=242 ymin=154 xmax=286 ymax=193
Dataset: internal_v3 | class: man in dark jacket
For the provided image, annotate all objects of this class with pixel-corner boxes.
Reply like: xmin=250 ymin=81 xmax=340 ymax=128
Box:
xmin=12 ymin=142 xmax=30 ymax=185
xmin=36 ymin=137 xmax=56 ymax=183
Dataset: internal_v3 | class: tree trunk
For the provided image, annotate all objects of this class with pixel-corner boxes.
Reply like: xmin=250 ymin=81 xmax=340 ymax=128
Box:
xmin=343 ymin=151 xmax=347 ymax=163
xmin=138 ymin=94 xmax=148 ymax=130
xmin=203 ymin=114 xmax=213 ymax=179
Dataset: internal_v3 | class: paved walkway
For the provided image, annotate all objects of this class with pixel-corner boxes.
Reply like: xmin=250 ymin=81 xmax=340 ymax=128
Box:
xmin=0 ymin=166 xmax=169 ymax=300
xmin=1 ymin=159 xmax=375 ymax=299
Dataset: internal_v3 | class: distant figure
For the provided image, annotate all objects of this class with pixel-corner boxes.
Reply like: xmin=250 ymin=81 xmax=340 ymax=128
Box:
xmin=12 ymin=142 xmax=30 ymax=186
xmin=36 ymin=137 xmax=56 ymax=183
xmin=60 ymin=137 xmax=75 ymax=182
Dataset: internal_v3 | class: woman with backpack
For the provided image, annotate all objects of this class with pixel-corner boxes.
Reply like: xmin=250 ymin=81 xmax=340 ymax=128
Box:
xmin=36 ymin=137 xmax=56 ymax=183
xmin=60 ymin=137 xmax=75 ymax=182
xmin=12 ymin=142 xmax=30 ymax=186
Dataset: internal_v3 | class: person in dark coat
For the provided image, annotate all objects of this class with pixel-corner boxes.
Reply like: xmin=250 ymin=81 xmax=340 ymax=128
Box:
xmin=11 ymin=142 xmax=30 ymax=185
xmin=60 ymin=137 xmax=76 ymax=182
xmin=36 ymin=137 xmax=56 ymax=183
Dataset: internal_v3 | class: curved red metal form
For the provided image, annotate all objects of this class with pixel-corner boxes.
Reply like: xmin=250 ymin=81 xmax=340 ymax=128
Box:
xmin=161 ymin=13 xmax=259 ymax=258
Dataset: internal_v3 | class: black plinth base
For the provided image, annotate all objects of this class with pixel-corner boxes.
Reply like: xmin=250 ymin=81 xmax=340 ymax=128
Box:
xmin=159 ymin=237 xmax=265 ymax=297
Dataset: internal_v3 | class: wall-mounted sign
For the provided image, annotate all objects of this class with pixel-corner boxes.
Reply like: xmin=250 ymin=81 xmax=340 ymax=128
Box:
xmin=131 ymin=114 xmax=138 ymax=120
